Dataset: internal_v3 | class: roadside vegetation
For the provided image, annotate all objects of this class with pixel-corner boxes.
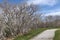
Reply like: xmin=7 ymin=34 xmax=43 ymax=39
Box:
xmin=54 ymin=30 xmax=60 ymax=40
xmin=14 ymin=28 xmax=47 ymax=40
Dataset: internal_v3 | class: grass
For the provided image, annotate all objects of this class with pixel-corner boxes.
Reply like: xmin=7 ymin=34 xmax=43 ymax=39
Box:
xmin=14 ymin=28 xmax=47 ymax=40
xmin=54 ymin=30 xmax=60 ymax=40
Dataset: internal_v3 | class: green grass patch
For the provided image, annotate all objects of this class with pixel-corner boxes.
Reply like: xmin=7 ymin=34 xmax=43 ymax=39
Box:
xmin=14 ymin=28 xmax=47 ymax=40
xmin=54 ymin=30 xmax=60 ymax=40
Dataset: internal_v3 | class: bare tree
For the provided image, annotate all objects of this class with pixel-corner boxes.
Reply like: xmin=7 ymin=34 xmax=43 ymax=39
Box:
xmin=0 ymin=0 xmax=42 ymax=40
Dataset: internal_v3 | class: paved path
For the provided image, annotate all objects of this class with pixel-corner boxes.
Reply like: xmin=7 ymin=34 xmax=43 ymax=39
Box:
xmin=30 ymin=29 xmax=58 ymax=40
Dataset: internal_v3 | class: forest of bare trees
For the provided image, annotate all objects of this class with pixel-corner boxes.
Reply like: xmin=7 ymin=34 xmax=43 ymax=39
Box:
xmin=44 ymin=15 xmax=60 ymax=28
xmin=0 ymin=1 xmax=42 ymax=40
xmin=0 ymin=0 xmax=60 ymax=40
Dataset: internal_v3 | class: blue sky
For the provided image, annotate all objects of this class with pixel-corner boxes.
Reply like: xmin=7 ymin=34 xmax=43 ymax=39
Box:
xmin=0 ymin=0 xmax=27 ymax=4
xmin=0 ymin=0 xmax=60 ymax=16
xmin=27 ymin=0 xmax=60 ymax=16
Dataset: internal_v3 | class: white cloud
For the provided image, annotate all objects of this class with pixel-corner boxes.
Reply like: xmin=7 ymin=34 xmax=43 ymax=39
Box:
xmin=27 ymin=0 xmax=57 ymax=6
xmin=45 ymin=11 xmax=60 ymax=16
xmin=0 ymin=8 xmax=4 ymax=14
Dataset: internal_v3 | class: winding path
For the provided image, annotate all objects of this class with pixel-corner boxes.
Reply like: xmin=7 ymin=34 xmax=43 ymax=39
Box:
xmin=30 ymin=29 xmax=58 ymax=40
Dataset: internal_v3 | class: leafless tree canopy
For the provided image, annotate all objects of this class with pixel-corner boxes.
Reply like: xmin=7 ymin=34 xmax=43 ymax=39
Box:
xmin=0 ymin=0 xmax=60 ymax=40
xmin=0 ymin=1 xmax=42 ymax=40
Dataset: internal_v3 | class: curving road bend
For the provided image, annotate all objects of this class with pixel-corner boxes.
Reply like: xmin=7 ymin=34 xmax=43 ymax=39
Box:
xmin=30 ymin=29 xmax=58 ymax=40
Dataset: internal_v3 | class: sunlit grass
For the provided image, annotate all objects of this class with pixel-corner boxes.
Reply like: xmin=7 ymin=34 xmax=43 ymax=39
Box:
xmin=54 ymin=29 xmax=60 ymax=40
xmin=14 ymin=28 xmax=47 ymax=40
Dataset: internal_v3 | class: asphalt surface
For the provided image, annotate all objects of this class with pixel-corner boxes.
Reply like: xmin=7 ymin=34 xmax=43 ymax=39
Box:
xmin=30 ymin=29 xmax=58 ymax=40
